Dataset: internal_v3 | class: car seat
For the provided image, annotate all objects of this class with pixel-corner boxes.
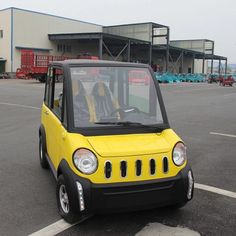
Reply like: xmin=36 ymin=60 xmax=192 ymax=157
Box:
xmin=91 ymin=82 xmax=118 ymax=121
xmin=73 ymin=80 xmax=95 ymax=126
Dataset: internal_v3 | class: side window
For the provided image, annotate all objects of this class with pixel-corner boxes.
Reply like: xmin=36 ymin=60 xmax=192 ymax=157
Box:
xmin=52 ymin=68 xmax=64 ymax=120
xmin=44 ymin=67 xmax=53 ymax=106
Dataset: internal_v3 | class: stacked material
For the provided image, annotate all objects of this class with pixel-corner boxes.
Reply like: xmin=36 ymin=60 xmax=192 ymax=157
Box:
xmin=154 ymin=73 xmax=206 ymax=83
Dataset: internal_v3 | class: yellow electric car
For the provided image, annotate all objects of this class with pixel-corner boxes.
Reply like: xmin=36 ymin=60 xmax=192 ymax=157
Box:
xmin=39 ymin=60 xmax=194 ymax=223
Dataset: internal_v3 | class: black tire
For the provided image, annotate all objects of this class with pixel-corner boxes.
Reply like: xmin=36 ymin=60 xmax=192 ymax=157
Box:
xmin=56 ymin=175 xmax=80 ymax=223
xmin=38 ymin=75 xmax=46 ymax=83
xmin=39 ymin=136 xmax=49 ymax=169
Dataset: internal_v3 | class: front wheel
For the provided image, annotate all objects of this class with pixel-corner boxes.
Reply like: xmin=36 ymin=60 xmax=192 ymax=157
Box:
xmin=56 ymin=175 xmax=80 ymax=223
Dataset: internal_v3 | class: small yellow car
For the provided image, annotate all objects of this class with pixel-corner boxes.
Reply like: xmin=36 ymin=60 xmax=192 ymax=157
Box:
xmin=39 ymin=60 xmax=194 ymax=223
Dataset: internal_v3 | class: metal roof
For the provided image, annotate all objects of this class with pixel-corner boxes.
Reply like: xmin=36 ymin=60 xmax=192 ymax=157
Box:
xmin=153 ymin=45 xmax=227 ymax=60
xmin=104 ymin=22 xmax=169 ymax=29
xmin=15 ymin=46 xmax=52 ymax=51
xmin=171 ymin=39 xmax=214 ymax=43
xmin=48 ymin=32 xmax=150 ymax=44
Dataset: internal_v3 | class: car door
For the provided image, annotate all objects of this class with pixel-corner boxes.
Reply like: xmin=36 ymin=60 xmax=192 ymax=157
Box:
xmin=43 ymin=66 xmax=65 ymax=169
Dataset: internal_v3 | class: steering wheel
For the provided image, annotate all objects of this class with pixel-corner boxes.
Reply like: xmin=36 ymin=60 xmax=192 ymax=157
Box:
xmin=110 ymin=106 xmax=140 ymax=118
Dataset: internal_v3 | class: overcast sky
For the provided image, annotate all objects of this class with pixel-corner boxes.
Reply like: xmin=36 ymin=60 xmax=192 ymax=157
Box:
xmin=1 ymin=0 xmax=236 ymax=63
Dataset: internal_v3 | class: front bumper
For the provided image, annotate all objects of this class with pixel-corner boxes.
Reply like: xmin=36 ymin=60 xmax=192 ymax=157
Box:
xmin=60 ymin=161 xmax=194 ymax=214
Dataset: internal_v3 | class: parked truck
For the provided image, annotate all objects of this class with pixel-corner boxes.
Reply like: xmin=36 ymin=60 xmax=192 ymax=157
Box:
xmin=16 ymin=50 xmax=98 ymax=82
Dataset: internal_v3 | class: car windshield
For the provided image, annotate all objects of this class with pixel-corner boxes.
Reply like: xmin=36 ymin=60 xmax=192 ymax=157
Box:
xmin=70 ymin=66 xmax=164 ymax=128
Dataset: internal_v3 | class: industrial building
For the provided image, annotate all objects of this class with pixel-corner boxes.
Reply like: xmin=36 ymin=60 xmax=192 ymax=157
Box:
xmin=0 ymin=7 xmax=227 ymax=75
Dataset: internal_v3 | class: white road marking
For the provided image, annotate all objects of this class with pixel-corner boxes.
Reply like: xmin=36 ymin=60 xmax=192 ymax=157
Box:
xmin=223 ymin=93 xmax=236 ymax=97
xmin=195 ymin=183 xmax=236 ymax=199
xmin=28 ymin=215 xmax=92 ymax=236
xmin=164 ymin=85 xmax=222 ymax=92
xmin=0 ymin=102 xmax=40 ymax=110
xmin=210 ymin=132 xmax=236 ymax=138
xmin=136 ymin=223 xmax=200 ymax=236
xmin=28 ymin=219 xmax=74 ymax=236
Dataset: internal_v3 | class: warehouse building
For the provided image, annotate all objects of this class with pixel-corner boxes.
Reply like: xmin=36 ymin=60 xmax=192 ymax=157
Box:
xmin=0 ymin=7 xmax=227 ymax=75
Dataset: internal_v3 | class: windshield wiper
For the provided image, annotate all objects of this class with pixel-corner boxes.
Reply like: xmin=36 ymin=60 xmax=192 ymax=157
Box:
xmin=95 ymin=121 xmax=156 ymax=128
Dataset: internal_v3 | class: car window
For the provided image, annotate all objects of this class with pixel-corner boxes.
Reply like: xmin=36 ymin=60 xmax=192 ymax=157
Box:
xmin=44 ymin=67 xmax=53 ymax=107
xmin=70 ymin=66 xmax=164 ymax=128
xmin=51 ymin=68 xmax=64 ymax=120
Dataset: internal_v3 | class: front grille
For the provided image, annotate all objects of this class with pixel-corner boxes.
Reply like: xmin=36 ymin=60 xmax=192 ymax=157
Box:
xmin=150 ymin=159 xmax=156 ymax=175
xmin=120 ymin=161 xmax=127 ymax=177
xmin=105 ymin=161 xmax=112 ymax=179
xmin=163 ymin=157 xmax=169 ymax=173
xmin=104 ymin=157 xmax=169 ymax=179
xmin=136 ymin=160 xmax=142 ymax=176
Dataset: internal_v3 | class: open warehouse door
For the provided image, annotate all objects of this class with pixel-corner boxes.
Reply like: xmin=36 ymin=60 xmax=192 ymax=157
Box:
xmin=0 ymin=58 xmax=6 ymax=74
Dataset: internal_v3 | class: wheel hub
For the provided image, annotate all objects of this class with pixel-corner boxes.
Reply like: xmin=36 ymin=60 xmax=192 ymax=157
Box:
xmin=59 ymin=185 xmax=69 ymax=214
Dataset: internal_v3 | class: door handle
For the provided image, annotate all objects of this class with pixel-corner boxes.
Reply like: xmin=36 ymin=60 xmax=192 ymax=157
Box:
xmin=44 ymin=110 xmax=49 ymax=115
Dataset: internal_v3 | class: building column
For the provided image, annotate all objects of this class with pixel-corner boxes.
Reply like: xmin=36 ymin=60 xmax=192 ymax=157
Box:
xmin=225 ymin=59 xmax=228 ymax=74
xmin=192 ymin=54 xmax=195 ymax=74
xmin=218 ymin=60 xmax=221 ymax=75
xmin=181 ymin=51 xmax=184 ymax=73
xmin=149 ymin=43 xmax=152 ymax=65
xmin=166 ymin=27 xmax=170 ymax=72
xmin=202 ymin=55 xmax=205 ymax=74
xmin=211 ymin=56 xmax=214 ymax=74
xmin=99 ymin=35 xmax=103 ymax=60
xmin=127 ymin=40 xmax=131 ymax=62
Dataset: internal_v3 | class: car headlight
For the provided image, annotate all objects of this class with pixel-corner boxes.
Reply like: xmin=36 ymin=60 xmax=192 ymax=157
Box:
xmin=172 ymin=142 xmax=187 ymax=166
xmin=73 ymin=148 xmax=98 ymax=174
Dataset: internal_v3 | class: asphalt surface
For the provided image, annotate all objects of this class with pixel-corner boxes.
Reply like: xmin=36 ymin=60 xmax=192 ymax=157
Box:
xmin=0 ymin=79 xmax=235 ymax=236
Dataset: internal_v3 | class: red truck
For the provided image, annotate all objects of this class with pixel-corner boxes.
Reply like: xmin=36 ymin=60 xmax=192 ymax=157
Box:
xmin=129 ymin=70 xmax=150 ymax=85
xmin=16 ymin=50 xmax=98 ymax=82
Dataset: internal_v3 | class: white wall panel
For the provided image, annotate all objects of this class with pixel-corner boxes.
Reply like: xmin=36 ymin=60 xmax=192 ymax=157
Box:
xmin=0 ymin=9 xmax=11 ymax=72
xmin=13 ymin=8 xmax=102 ymax=71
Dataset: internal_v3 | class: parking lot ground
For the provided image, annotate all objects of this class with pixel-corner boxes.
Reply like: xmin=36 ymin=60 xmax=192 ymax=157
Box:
xmin=0 ymin=80 xmax=235 ymax=236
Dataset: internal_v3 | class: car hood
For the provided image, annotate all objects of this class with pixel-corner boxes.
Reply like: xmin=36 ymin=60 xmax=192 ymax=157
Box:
xmin=86 ymin=132 xmax=172 ymax=157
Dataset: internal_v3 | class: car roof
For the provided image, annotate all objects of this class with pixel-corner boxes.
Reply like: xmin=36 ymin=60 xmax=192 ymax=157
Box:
xmin=49 ymin=59 xmax=149 ymax=68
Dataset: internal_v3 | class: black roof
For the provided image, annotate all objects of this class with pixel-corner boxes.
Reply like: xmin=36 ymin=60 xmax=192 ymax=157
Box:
xmin=50 ymin=59 xmax=149 ymax=67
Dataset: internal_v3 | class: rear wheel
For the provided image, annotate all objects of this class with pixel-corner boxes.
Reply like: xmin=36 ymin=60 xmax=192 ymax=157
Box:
xmin=38 ymin=75 xmax=46 ymax=83
xmin=56 ymin=175 xmax=80 ymax=223
xmin=39 ymin=136 xmax=49 ymax=169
